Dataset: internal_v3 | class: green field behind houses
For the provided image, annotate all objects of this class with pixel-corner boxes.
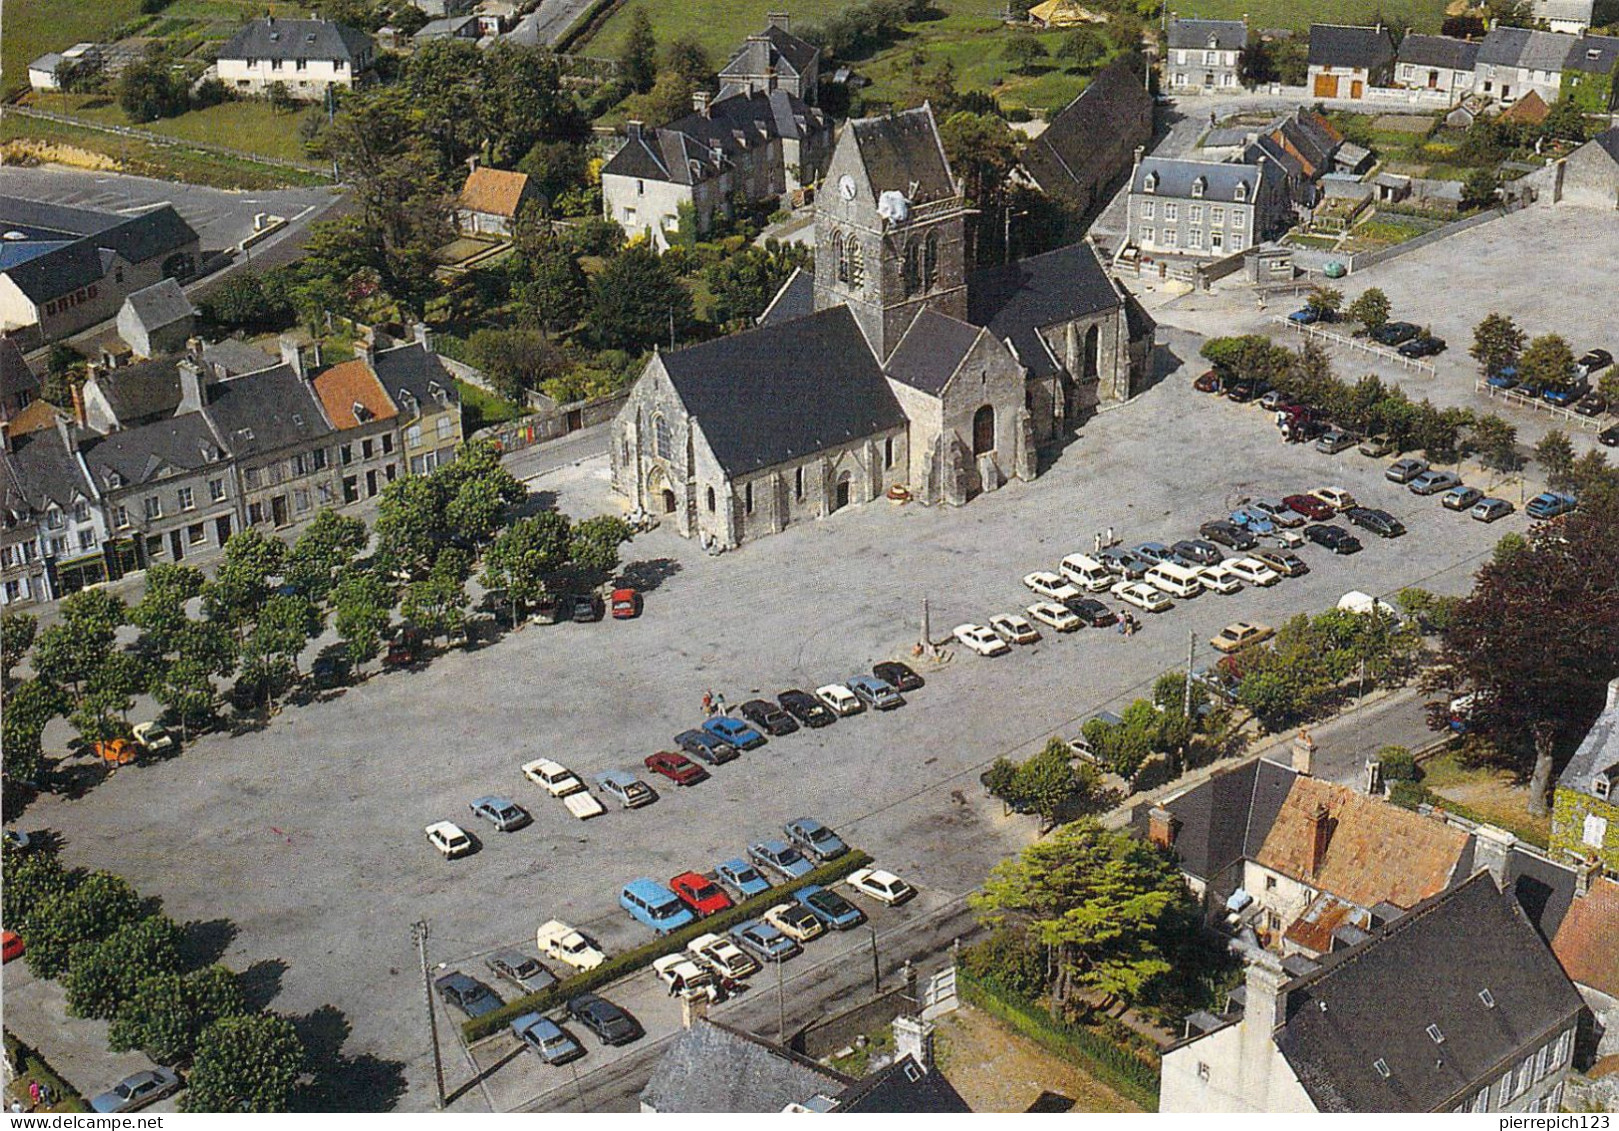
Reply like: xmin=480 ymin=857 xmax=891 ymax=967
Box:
xmin=2 ymin=0 xmax=144 ymax=99
xmin=25 ymin=91 xmax=321 ymax=164
xmin=1169 ymin=0 xmax=1449 ymax=32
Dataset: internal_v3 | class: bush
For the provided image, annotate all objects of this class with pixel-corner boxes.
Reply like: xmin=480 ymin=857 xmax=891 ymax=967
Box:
xmin=462 ymin=850 xmax=872 ymax=1041
xmin=1388 ymin=779 xmax=1432 ymax=810
xmin=1377 ymin=745 xmax=1420 ymax=782
xmin=958 ymin=928 xmax=1046 ymax=999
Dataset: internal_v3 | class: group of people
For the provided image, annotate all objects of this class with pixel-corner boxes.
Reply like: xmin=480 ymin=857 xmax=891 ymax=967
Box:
xmin=1090 ymin=527 xmax=1119 ymax=555
xmin=701 ymin=690 xmax=729 ymax=717
xmin=1116 ymin=612 xmax=1142 ymax=637
xmin=11 ymin=1080 xmax=55 ymax=1112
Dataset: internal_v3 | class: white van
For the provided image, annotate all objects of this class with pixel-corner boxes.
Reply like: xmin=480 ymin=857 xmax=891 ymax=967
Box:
xmin=1146 ymin=562 xmax=1203 ymax=598
xmin=1059 ymin=553 xmax=1113 ymax=592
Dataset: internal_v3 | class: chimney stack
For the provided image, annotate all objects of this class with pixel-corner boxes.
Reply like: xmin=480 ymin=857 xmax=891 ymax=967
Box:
xmin=1291 ymin=728 xmax=1317 ymax=776
xmin=356 ymin=329 xmax=376 ymax=368
xmin=1472 ymin=824 xmax=1516 ymax=891
xmin=681 ymin=992 xmax=710 ymax=1030
xmin=892 ymin=1015 xmax=935 ymax=1072
xmin=1243 ymin=951 xmax=1290 ymax=1032
xmin=692 ymin=89 xmax=711 ymax=115
xmin=1606 ymin=676 xmax=1619 ymax=711
xmin=767 ymin=11 xmax=790 ymax=32
xmin=1574 ymin=857 xmax=1600 ymax=899
xmin=278 ymin=333 xmax=307 ymax=380
xmin=177 ymin=358 xmax=208 ymax=416
xmin=1307 ymin=801 xmax=1332 ymax=877
xmin=626 ymin=119 xmax=644 ymax=142
xmin=68 ymin=381 xmax=87 ymax=429
xmin=1148 ymin=804 xmax=1180 ymax=850
xmin=413 ymin=321 xmax=435 ymax=355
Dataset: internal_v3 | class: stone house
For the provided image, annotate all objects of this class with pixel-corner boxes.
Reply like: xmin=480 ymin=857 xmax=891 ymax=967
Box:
xmin=1017 ymin=58 xmax=1153 ymax=225
xmin=1536 ymin=0 xmax=1595 ymax=34
xmin=1563 ymin=34 xmax=1619 ymax=112
xmin=0 ymin=418 xmax=117 ymax=601
xmin=1164 ymin=18 xmax=1247 ymax=93
xmin=116 ymin=277 xmax=196 ymax=359
xmin=1475 ymin=27 xmax=1577 ymax=106
xmin=1550 ymin=676 xmax=1619 ymax=873
xmin=372 ymin=328 xmax=462 ymax=477
xmin=1127 ymin=153 xmax=1290 ymax=259
xmin=215 ymin=17 xmax=375 ymax=100
xmin=716 ymin=13 xmax=820 ymax=103
xmin=1393 ymin=34 xmax=1479 ymax=102
xmin=1537 ymin=126 xmax=1619 ymax=208
xmin=0 ymin=339 xmax=40 ymax=424
xmin=312 ymin=347 xmax=402 ymax=506
xmin=1306 ymin=24 xmax=1396 ymax=100
xmin=456 ymin=166 xmax=538 ymax=237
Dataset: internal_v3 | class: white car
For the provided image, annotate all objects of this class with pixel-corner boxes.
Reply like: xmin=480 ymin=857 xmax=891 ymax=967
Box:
xmin=1023 ymin=570 xmax=1082 ymax=602
xmin=1111 ymin=580 xmax=1172 ymax=613
xmin=1195 ymin=565 xmax=1243 ymax=595
xmin=953 ymin=624 xmax=1010 ymax=657
xmin=989 ymin=612 xmax=1041 ymax=644
xmin=1225 ymin=557 xmax=1281 ymax=587
xmin=845 ymin=867 xmax=917 ymax=906
xmin=522 ymin=757 xmax=585 ymax=797
xmin=763 ymin=902 xmax=827 ymax=942
xmin=1271 ymin=529 xmax=1306 ymax=549
xmin=652 ymin=954 xmax=718 ymax=1000
xmin=1025 ymin=601 xmax=1081 ymax=632
xmin=132 ymin=721 xmax=173 ymax=753
xmin=536 ymin=919 xmax=606 ymax=971
xmin=815 ymin=684 xmax=863 ymax=716
xmin=425 ymin=821 xmax=473 ymax=859
xmin=1310 ymin=486 xmax=1358 ymax=512
xmin=688 ymin=932 xmax=760 ymax=980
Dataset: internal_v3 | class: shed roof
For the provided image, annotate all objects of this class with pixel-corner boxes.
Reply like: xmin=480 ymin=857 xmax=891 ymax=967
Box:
xmin=459 ymin=167 xmax=531 ymax=218
xmin=1307 ymin=24 xmax=1396 ymax=70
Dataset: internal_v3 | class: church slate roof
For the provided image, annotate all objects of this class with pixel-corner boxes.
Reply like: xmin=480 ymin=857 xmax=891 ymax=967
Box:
xmin=640 ymin=1021 xmax=850 ymax=1112
xmin=758 ymin=266 xmax=814 ymax=326
xmin=967 ymin=241 xmax=1124 ymax=378
xmin=659 ymin=306 xmax=907 ymax=477
xmin=1020 ymin=59 xmax=1153 ymax=204
xmin=884 ymin=309 xmax=982 ymax=395
xmin=848 ymin=106 xmax=956 ymax=203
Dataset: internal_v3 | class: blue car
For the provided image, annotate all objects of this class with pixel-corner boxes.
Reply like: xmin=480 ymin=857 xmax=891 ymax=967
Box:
xmin=730 ymin=918 xmax=801 ymax=963
xmin=748 ymin=839 xmax=814 ymax=880
xmin=1288 ymin=307 xmax=1321 ymax=324
xmin=1229 ymin=505 xmax=1276 ymax=536
xmin=702 ymin=716 xmax=767 ymax=750
xmin=1133 ymin=542 xmax=1179 ymax=565
xmin=620 ymin=877 xmax=698 ymax=934
xmin=1542 ymin=383 xmax=1589 ymax=408
xmin=795 ymin=883 xmax=866 ymax=930
xmin=1525 ymin=491 xmax=1578 ymax=519
xmin=1486 ymin=365 xmax=1519 ymax=389
xmin=715 ymin=857 xmax=773 ymax=900
xmin=511 ymin=1012 xmax=584 ymax=1065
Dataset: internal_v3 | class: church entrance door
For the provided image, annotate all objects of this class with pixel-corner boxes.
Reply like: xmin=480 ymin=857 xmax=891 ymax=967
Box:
xmin=972 ymin=405 xmax=996 ymax=457
xmin=833 ymin=473 xmax=851 ymax=512
xmin=660 ymin=489 xmax=677 ymax=514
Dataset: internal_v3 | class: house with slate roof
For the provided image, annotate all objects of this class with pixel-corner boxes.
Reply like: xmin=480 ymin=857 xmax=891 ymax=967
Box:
xmin=1164 ymin=17 xmax=1248 ymax=93
xmin=611 ymin=104 xmax=1153 ymax=548
xmin=1537 ymin=125 xmax=1619 ymax=207
xmin=0 ymin=197 xmax=200 ymax=346
xmin=0 ymin=339 xmax=40 ymax=425
xmin=1550 ymin=677 xmax=1619 ymax=873
xmin=1537 ymin=0 xmax=1595 ymax=34
xmin=1018 ymin=58 xmax=1153 ymax=224
xmin=717 ymin=14 xmax=820 ymax=103
xmin=117 ymin=277 xmax=197 ymax=359
xmin=1161 ymin=871 xmax=1586 ymax=1112
xmin=1307 ymin=24 xmax=1396 ymax=100
xmin=216 ymin=17 xmax=375 ymax=100
xmin=1126 ymin=152 xmax=1290 ymax=259
xmin=0 ymin=418 xmax=119 ymax=602
xmin=1476 ymin=27 xmax=1577 ymax=106
xmin=371 ymin=326 xmax=463 ymax=477
xmin=1393 ymin=34 xmax=1479 ymax=102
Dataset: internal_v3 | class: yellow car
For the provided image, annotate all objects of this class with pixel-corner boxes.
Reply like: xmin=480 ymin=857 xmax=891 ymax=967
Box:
xmin=1210 ymin=621 xmax=1274 ymax=654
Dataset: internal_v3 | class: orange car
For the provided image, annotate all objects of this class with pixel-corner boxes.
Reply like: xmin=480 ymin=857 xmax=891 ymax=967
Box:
xmin=3 ymin=930 xmax=24 ymax=964
xmin=94 ymin=738 xmax=138 ymax=766
xmin=611 ymin=588 xmax=641 ymax=619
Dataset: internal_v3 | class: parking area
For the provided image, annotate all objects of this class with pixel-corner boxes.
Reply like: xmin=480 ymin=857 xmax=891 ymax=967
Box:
xmin=10 ymin=345 xmax=1533 ymax=1110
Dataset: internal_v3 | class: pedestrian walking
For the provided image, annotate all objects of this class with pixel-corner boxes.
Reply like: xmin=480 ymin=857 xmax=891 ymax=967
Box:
xmin=1094 ymin=532 xmax=1103 ymax=555
xmin=28 ymin=1081 xmax=40 ymax=1110
xmin=38 ymin=1085 xmax=50 ymax=1108
xmin=1106 ymin=526 xmax=1114 ymax=547
xmin=702 ymin=689 xmax=714 ymax=716
xmin=715 ymin=692 xmax=728 ymax=715
xmin=11 ymin=1099 xmax=24 ymax=1114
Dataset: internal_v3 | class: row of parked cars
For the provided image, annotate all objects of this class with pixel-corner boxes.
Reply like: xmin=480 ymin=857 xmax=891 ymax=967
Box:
xmin=1284 ymin=309 xmax=1448 ymax=360
xmin=1484 ymin=347 xmax=1613 ymax=416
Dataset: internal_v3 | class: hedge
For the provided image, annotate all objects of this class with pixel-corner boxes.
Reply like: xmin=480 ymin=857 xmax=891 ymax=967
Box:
xmin=957 ymin=968 xmax=1160 ymax=1112
xmin=462 ymin=849 xmax=873 ymax=1042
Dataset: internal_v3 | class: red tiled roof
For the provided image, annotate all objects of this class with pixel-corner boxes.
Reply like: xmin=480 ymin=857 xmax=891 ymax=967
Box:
xmin=458 ymin=167 xmax=531 ymax=219
xmin=1551 ymin=875 xmax=1619 ymax=997
xmin=311 ymin=358 xmax=396 ymax=430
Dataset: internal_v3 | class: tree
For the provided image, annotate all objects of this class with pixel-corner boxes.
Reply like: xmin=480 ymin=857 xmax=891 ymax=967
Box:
xmin=32 ymin=588 xmax=126 ymax=701
xmin=971 ymin=819 xmax=1191 ymax=1006
xmin=111 ymin=966 xmax=246 ymax=1066
xmin=1469 ymin=414 xmax=1519 ymax=472
xmin=153 ymin=632 xmax=235 ymax=741
xmin=438 ymin=440 xmax=527 ymax=544
xmin=465 ymin=328 xmax=567 ymax=405
xmin=284 ymin=510 xmax=368 ymax=605
xmin=1540 ymin=97 xmax=1591 ymax=144
xmin=569 ymin=515 xmax=635 ymax=582
xmin=64 ymin=914 xmax=183 ymax=1021
xmin=1461 ymin=167 xmax=1498 ymax=211
xmin=1470 ymin=312 xmax=1525 ymax=379
xmin=621 ymin=7 xmax=658 ymax=94
xmin=479 ymin=41 xmax=587 ymax=167
xmin=704 ymin=243 xmax=811 ymax=327
xmin=2 ymin=679 xmax=67 ymax=787
xmin=510 ymin=223 xmax=588 ymax=332
xmin=1520 ymin=334 xmax=1577 ymax=396
xmin=205 ymin=527 xmax=289 ymax=642
xmin=241 ymin=595 xmax=319 ymax=708
xmin=1345 ymin=287 xmax=1390 ymax=332
xmin=331 ymin=572 xmax=395 ymax=672
xmin=2 ymin=609 xmax=37 ymax=688
xmin=1305 ymin=284 xmax=1343 ymax=320
xmin=117 ymin=58 xmax=188 ymax=122
xmin=25 ymin=872 xmax=147 ymax=979
xmin=184 ymin=1013 xmax=305 ymax=1113
xmin=480 ymin=512 xmax=572 ymax=617
xmin=198 ymin=270 xmax=293 ymax=334
xmin=372 ymin=475 xmax=446 ymax=580
xmin=1534 ymin=429 xmax=1576 ymax=489
xmin=1054 ymin=28 xmax=1105 ymax=69
xmin=982 ymin=756 xmax=1020 ymax=812
xmin=1008 ymin=739 xmax=1096 ymax=832
xmin=587 ymin=245 xmax=693 ymax=351
xmin=401 ymin=550 xmax=471 ymax=646
xmin=3 ymin=846 xmax=77 ymax=931
xmin=1429 ymin=488 xmax=1619 ymax=814
xmin=131 ymin=563 xmax=208 ymax=659
xmin=1002 ymin=34 xmax=1050 ymax=75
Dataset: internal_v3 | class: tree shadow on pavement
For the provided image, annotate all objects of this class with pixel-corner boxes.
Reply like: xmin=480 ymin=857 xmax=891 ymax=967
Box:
xmin=179 ymin=918 xmax=239 ymax=971
xmin=238 ymin=958 xmax=289 ymax=1011
xmin=290 ymin=1004 xmax=407 ymax=1112
xmin=617 ymin=557 xmax=682 ymax=593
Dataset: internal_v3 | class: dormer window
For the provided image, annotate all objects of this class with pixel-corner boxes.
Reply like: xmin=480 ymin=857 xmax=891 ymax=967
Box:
xmin=1191 ymin=176 xmax=1207 ymax=198
xmin=1234 ymin=180 xmax=1250 ymax=202
xmin=1144 ymin=171 xmax=1159 ymax=193
xmin=1373 ymin=1059 xmax=1391 ymax=1079
xmin=1596 ymin=772 xmax=1612 ymax=800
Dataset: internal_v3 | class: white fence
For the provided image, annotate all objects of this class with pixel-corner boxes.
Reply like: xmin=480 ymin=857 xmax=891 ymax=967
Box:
xmin=1475 ymin=380 xmax=1612 ymax=432
xmin=1273 ymin=316 xmax=1438 ymax=375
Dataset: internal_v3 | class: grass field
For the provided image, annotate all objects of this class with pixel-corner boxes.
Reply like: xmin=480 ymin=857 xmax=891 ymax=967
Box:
xmin=1 ymin=0 xmax=145 ymax=99
xmin=25 ymin=91 xmax=321 ymax=164
xmin=1170 ymin=0 xmax=1450 ymax=32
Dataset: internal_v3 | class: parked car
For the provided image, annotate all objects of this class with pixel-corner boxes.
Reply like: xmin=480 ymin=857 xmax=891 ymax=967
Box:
xmin=567 ymin=994 xmax=642 ymax=1045
xmin=1543 ymin=380 xmax=1591 ymax=408
xmin=425 ymin=821 xmax=474 ymax=859
xmin=1063 ymin=596 xmax=1119 ymax=626
xmin=669 ymin=871 xmax=734 ymax=916
xmin=873 ymin=661 xmax=924 ymax=691
xmin=652 ymin=954 xmax=719 ymax=1000
xmin=435 ymin=971 xmax=504 ymax=1019
xmin=675 ymin=729 xmax=740 ymax=765
xmin=702 ymin=715 xmax=767 ymax=750
xmin=1194 ymin=368 xmax=1223 ymax=392
xmin=486 ymin=950 xmax=557 ymax=995
xmin=620 ymin=878 xmax=697 ymax=934
xmin=1408 ymin=470 xmax=1462 ymax=496
xmin=1309 ymin=486 xmax=1357 ymax=511
xmin=1357 ymin=434 xmax=1396 ymax=457
xmin=1344 ymin=507 xmax=1405 ymax=538
xmin=1601 ymin=424 xmax=1619 ymax=447
xmin=740 ymin=698 xmax=799 ymax=736
xmin=1251 ymin=498 xmax=1305 ymax=527
xmin=845 ymin=867 xmax=916 ymax=906
xmin=688 ymin=932 xmax=760 ymax=980
xmin=953 ymin=623 xmax=1010 ymax=656
xmin=815 ymin=684 xmax=863 ymax=716
xmin=536 ymin=920 xmax=607 ymax=971
xmin=714 ymin=857 xmax=773 ymax=900
xmin=730 ymin=919 xmax=801 ymax=963
xmin=1223 ymin=557 xmax=1281 ymax=586
xmin=595 ymin=770 xmax=657 ymax=808
xmin=569 ymin=593 xmax=605 ymax=623
xmin=511 ymin=1013 xmax=584 ymax=1065
xmin=847 ymin=674 xmax=904 ymax=710
xmin=1288 ymin=306 xmax=1325 ymax=324
xmin=1210 ymin=621 xmax=1274 ymax=654
xmin=1526 ymin=491 xmax=1578 ymax=519
xmin=132 ymin=721 xmax=173 ymax=753
xmin=2 ymin=930 xmax=22 ymax=964
xmin=1304 ymin=524 xmax=1363 ymax=554
xmin=794 ymin=884 xmax=866 ymax=930
xmin=1485 ymin=367 xmax=1520 ymax=390
xmin=1573 ymin=393 xmax=1609 ymax=418
xmin=1023 ymin=570 xmax=1082 ymax=602
xmin=1251 ymin=549 xmax=1310 ymax=577
xmin=748 ymin=839 xmax=814 ymax=881
xmin=610 ymin=587 xmax=642 ymax=619
xmin=1370 ymin=321 xmax=1419 ymax=345
xmin=1133 ymin=542 xmax=1181 ymax=565
xmin=523 ymin=758 xmax=587 ymax=797
xmin=1199 ymin=519 xmax=1257 ymax=550
xmin=784 ymin=816 xmax=849 ymax=862
xmin=1228 ymin=506 xmax=1276 ymax=536
xmin=1259 ymin=390 xmax=1288 ymax=411
xmin=1195 ymin=564 xmax=1243 ymax=594
xmin=1283 ymin=493 xmax=1336 ymax=521
xmin=1441 ymin=486 xmax=1484 ymax=512
xmin=1398 ymin=335 xmax=1446 ymax=358
xmin=645 ymin=751 xmax=709 ymax=786
xmin=1470 ymin=497 xmax=1516 ymax=523
xmin=1026 ymin=600 xmax=1081 ymax=632
xmin=469 ymin=796 xmax=531 ymax=833
xmin=778 ymin=689 xmax=836 ymax=728
xmin=764 ymin=902 xmax=826 ymax=943
xmin=311 ymin=653 xmax=351 ymax=688
xmin=1315 ymin=428 xmax=1359 ymax=454
xmin=89 ymin=1069 xmax=182 ymax=1114
xmin=1576 ymin=348 xmax=1613 ymax=378
xmin=1111 ymin=580 xmax=1172 ymax=613
xmin=1172 ymin=539 xmax=1223 ymax=566
xmin=1386 ymin=457 xmax=1428 ymax=483
xmin=1097 ymin=546 xmax=1154 ymax=579
xmin=990 ymin=612 xmax=1042 ymax=644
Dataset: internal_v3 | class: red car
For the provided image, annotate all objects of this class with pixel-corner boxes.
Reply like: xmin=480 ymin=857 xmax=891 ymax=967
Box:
xmin=669 ymin=871 xmax=734 ymax=917
xmin=3 ymin=930 xmax=24 ymax=964
xmin=611 ymin=588 xmax=642 ymax=619
xmin=1194 ymin=369 xmax=1223 ymax=393
xmin=644 ymin=751 xmax=709 ymax=786
xmin=1283 ymin=493 xmax=1336 ymax=521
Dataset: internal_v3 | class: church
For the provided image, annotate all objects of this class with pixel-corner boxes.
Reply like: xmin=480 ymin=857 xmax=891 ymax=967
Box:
xmin=610 ymin=103 xmax=1155 ymax=550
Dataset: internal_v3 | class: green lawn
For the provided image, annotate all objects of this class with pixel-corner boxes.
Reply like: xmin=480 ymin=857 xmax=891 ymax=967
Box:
xmin=584 ymin=0 xmax=854 ymax=60
xmin=2 ymin=0 xmax=145 ymax=99
xmin=1170 ymin=0 xmax=1449 ymax=32
xmin=25 ymin=91 xmax=322 ymax=164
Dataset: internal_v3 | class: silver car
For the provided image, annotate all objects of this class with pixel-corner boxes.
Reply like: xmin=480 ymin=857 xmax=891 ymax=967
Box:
xmin=485 ymin=949 xmax=558 ymax=994
xmin=91 ymin=1069 xmax=181 ymax=1113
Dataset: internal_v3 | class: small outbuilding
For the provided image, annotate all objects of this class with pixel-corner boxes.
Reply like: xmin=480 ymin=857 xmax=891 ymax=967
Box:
xmin=116 ymin=278 xmax=197 ymax=359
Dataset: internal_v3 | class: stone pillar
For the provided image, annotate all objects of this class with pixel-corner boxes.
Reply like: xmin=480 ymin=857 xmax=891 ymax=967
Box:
xmin=1014 ymin=407 xmax=1037 ymax=482
xmin=892 ymin=1015 xmax=934 ymax=1071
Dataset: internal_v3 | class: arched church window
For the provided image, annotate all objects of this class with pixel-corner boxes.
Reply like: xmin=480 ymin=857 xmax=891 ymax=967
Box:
xmin=652 ymin=412 xmax=672 ymax=460
xmin=924 ymin=232 xmax=939 ymax=289
xmin=832 ymin=230 xmax=848 ymax=283
xmin=903 ymin=241 xmax=920 ymax=296
xmin=848 ymin=238 xmax=865 ymax=289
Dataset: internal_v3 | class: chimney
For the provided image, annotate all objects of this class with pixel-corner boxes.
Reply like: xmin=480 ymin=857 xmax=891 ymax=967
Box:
xmin=892 ymin=1015 xmax=935 ymax=1072
xmin=186 ymin=335 xmax=203 ymax=358
xmin=1307 ymin=802 xmax=1332 ymax=877
xmin=68 ymin=381 xmax=86 ymax=429
xmin=1291 ymin=727 xmax=1317 ymax=776
xmin=356 ymin=330 xmax=376 ymax=368
xmin=1574 ymin=857 xmax=1600 ymax=899
xmin=1606 ymin=676 xmax=1619 ymax=711
xmin=412 ymin=321 xmax=435 ymax=355
xmin=177 ymin=358 xmax=208 ymax=415
xmin=692 ymin=89 xmax=711 ymax=115
xmin=1363 ymin=757 xmax=1383 ymax=797
xmin=626 ymin=119 xmax=644 ymax=142
xmin=1148 ymin=804 xmax=1180 ymax=850
xmin=767 ymin=11 xmax=790 ymax=32
xmin=681 ymin=992 xmax=709 ymax=1030
xmin=1243 ymin=951 xmax=1289 ymax=1031
xmin=1472 ymin=824 xmax=1516 ymax=890
xmin=278 ymin=333 xmax=307 ymax=380
xmin=466 ymin=154 xmax=479 ymax=173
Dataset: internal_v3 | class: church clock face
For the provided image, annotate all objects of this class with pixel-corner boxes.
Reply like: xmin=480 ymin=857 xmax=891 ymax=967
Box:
xmin=838 ymin=174 xmax=856 ymax=201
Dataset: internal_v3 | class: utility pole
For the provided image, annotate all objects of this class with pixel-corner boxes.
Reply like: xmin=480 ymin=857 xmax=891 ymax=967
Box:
xmin=869 ymin=922 xmax=881 ymax=993
xmin=412 ymin=920 xmax=446 ymax=1111
xmin=776 ymin=956 xmax=786 ymax=1043
xmin=921 ymin=596 xmax=931 ymax=653
xmin=1183 ymin=629 xmax=1196 ymax=718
